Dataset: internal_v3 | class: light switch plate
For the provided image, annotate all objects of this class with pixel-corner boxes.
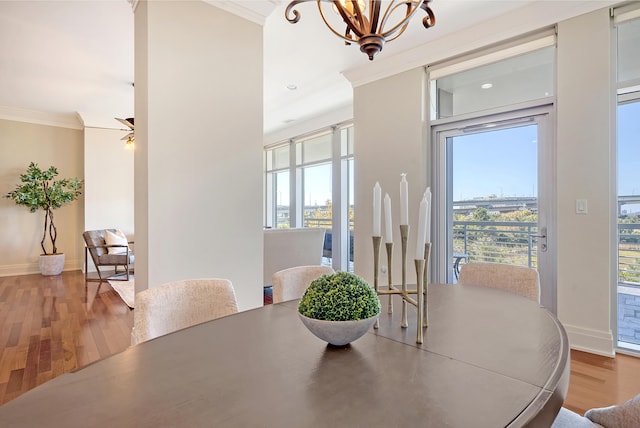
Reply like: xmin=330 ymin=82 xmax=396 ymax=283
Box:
xmin=576 ymin=199 xmax=588 ymax=214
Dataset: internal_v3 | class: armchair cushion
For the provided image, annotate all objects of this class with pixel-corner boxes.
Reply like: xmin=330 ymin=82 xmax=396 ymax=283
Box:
xmin=105 ymin=229 xmax=129 ymax=254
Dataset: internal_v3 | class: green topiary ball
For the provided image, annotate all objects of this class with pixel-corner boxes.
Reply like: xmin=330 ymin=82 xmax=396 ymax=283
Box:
xmin=298 ymin=271 xmax=381 ymax=321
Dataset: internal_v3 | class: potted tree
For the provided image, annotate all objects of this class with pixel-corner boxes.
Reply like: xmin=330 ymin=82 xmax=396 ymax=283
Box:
xmin=298 ymin=271 xmax=381 ymax=347
xmin=5 ymin=162 xmax=83 ymax=276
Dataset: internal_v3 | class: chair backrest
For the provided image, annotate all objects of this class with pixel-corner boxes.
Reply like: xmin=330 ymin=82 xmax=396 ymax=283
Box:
xmin=263 ymin=228 xmax=325 ymax=286
xmin=132 ymin=278 xmax=238 ymax=344
xmin=83 ymin=229 xmax=122 ymax=262
xmin=272 ymin=265 xmax=335 ymax=304
xmin=457 ymin=262 xmax=540 ymax=302
xmin=83 ymin=230 xmax=109 ymax=263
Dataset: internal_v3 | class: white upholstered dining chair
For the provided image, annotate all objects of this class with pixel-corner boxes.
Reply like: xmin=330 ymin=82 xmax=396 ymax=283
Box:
xmin=132 ymin=278 xmax=238 ymax=345
xmin=271 ymin=265 xmax=335 ymax=304
xmin=457 ymin=262 xmax=540 ymax=303
xmin=552 ymin=393 xmax=640 ymax=427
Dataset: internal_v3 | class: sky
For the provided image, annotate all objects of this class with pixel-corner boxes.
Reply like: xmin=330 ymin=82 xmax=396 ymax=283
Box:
xmin=452 ymin=124 xmax=538 ymax=200
xmin=618 ymin=101 xmax=640 ymax=196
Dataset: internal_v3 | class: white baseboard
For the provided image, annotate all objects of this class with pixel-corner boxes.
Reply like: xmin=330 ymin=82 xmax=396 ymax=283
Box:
xmin=0 ymin=259 xmax=82 ymax=277
xmin=564 ymin=323 xmax=615 ymax=357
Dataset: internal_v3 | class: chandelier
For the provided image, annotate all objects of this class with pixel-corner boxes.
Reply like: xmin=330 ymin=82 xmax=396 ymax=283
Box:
xmin=285 ymin=0 xmax=436 ymax=61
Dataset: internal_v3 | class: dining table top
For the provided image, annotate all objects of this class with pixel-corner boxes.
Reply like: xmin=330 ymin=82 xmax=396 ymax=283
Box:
xmin=0 ymin=283 xmax=569 ymax=428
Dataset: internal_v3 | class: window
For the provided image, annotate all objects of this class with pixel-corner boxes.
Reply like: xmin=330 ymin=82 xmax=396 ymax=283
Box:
xmin=264 ymin=144 xmax=291 ymax=229
xmin=264 ymin=124 xmax=354 ymax=271
xmin=430 ymin=35 xmax=555 ymax=120
xmin=615 ymin=4 xmax=640 ymax=352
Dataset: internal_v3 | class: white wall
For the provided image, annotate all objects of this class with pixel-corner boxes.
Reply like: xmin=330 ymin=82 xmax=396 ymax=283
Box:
xmin=556 ymin=9 xmax=615 ymax=356
xmin=0 ymin=118 xmax=84 ymax=276
xmin=134 ymin=0 xmax=264 ymax=311
xmin=83 ymin=127 xmax=135 ymax=271
xmin=353 ymin=68 xmax=427 ymax=286
xmin=84 ymin=128 xmax=134 ymax=236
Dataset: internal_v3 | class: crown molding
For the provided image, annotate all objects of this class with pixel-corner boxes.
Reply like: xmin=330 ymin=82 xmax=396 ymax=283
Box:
xmin=0 ymin=106 xmax=83 ymax=130
xmin=203 ymin=0 xmax=279 ymax=25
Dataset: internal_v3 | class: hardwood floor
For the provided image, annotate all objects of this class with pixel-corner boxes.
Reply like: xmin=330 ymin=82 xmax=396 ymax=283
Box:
xmin=565 ymin=349 xmax=640 ymax=415
xmin=0 ymin=271 xmax=132 ymax=404
xmin=1 ymin=270 xmax=639 ymax=418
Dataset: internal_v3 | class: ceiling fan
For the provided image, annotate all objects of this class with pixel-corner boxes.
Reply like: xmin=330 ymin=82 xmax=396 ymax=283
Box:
xmin=115 ymin=117 xmax=134 ymax=146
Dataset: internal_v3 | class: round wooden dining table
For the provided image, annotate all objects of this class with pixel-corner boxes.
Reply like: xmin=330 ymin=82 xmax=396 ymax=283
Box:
xmin=0 ymin=283 xmax=569 ymax=427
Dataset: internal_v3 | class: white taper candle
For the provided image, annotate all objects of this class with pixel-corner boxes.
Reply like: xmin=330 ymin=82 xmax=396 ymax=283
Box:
xmin=384 ymin=193 xmax=393 ymax=243
xmin=416 ymin=194 xmax=427 ymax=259
xmin=400 ymin=174 xmax=409 ymax=225
xmin=425 ymin=187 xmax=432 ymax=244
xmin=373 ymin=182 xmax=381 ymax=236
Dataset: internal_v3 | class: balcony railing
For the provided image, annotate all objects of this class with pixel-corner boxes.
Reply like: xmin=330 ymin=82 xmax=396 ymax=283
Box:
xmin=619 ymin=223 xmax=640 ymax=285
xmin=453 ymin=220 xmax=640 ymax=286
xmin=287 ymin=217 xmax=640 ymax=287
xmin=453 ymin=221 xmax=538 ymax=268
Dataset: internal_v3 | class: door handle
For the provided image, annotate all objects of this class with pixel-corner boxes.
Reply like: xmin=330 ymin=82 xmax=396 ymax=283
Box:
xmin=530 ymin=227 xmax=547 ymax=252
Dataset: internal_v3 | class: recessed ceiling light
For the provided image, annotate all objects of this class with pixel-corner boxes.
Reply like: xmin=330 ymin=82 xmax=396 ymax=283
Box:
xmin=481 ymin=83 xmax=493 ymax=89
xmin=286 ymin=84 xmax=297 ymax=91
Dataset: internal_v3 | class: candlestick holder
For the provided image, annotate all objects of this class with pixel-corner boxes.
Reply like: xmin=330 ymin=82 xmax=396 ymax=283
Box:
xmin=372 ymin=226 xmax=431 ymax=344
xmin=400 ymin=224 xmax=409 ymax=328
xmin=372 ymin=235 xmax=382 ymax=329
xmin=423 ymin=242 xmax=431 ymax=328
xmin=414 ymin=258 xmax=425 ymax=344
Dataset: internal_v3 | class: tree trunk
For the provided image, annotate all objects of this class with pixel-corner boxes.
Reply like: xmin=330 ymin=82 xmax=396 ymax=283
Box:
xmin=49 ymin=208 xmax=58 ymax=254
xmin=41 ymin=209 xmax=49 ymax=255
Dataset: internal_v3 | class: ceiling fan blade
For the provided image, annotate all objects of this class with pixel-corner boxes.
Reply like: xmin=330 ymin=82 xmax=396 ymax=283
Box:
xmin=120 ymin=132 xmax=134 ymax=141
xmin=115 ymin=117 xmax=134 ymax=129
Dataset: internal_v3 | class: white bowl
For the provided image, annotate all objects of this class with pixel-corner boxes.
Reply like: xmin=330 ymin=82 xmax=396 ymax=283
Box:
xmin=298 ymin=313 xmax=379 ymax=346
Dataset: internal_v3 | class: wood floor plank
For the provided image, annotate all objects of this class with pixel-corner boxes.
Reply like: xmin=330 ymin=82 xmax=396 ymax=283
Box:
xmin=5 ymin=369 xmax=23 ymax=394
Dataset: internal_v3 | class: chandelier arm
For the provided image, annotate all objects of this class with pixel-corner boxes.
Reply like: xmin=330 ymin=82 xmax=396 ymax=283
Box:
xmin=318 ymin=2 xmax=362 ymax=42
xmin=331 ymin=1 xmax=366 ymax=38
xmin=349 ymin=0 xmax=368 ymax=33
xmin=420 ymin=1 xmax=436 ymax=29
xmin=344 ymin=27 xmax=353 ymax=45
xmin=369 ymin=0 xmax=382 ymax=33
xmin=384 ymin=23 xmax=410 ymax=42
xmin=379 ymin=0 xmax=412 ymax=30
xmin=285 ymin=0 xmax=316 ymax=23
xmin=380 ymin=0 xmax=424 ymax=38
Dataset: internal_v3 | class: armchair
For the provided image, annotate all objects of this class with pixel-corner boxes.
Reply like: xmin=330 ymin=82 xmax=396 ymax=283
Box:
xmin=83 ymin=229 xmax=134 ymax=282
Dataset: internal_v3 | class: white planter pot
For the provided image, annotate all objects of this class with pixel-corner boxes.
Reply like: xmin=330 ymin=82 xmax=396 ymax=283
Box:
xmin=298 ymin=313 xmax=379 ymax=347
xmin=39 ymin=253 xmax=65 ymax=276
